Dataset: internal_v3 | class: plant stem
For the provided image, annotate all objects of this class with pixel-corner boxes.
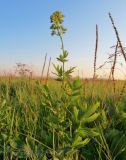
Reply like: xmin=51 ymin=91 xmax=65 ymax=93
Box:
xmin=40 ymin=53 xmax=47 ymax=81
xmin=58 ymin=30 xmax=65 ymax=84
xmin=53 ymin=128 xmax=55 ymax=158
xmin=93 ymin=24 xmax=98 ymax=79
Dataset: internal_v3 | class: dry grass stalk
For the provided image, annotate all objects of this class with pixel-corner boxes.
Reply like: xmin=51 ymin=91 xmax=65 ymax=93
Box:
xmin=93 ymin=24 xmax=98 ymax=79
xmin=45 ymin=57 xmax=51 ymax=84
xmin=109 ymin=41 xmax=119 ymax=94
xmin=40 ymin=53 xmax=47 ymax=81
xmin=111 ymin=43 xmax=118 ymax=77
xmin=91 ymin=25 xmax=98 ymax=101
xmin=109 ymin=13 xmax=126 ymax=101
xmin=109 ymin=13 xmax=126 ymax=62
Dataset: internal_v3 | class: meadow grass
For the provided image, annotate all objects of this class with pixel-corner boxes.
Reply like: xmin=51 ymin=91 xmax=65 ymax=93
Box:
xmin=0 ymin=78 xmax=126 ymax=159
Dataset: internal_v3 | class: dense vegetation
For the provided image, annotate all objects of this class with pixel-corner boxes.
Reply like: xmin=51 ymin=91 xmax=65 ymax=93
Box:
xmin=0 ymin=11 xmax=126 ymax=160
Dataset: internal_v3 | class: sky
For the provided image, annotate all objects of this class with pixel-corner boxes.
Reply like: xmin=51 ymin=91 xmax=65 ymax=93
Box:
xmin=0 ymin=0 xmax=126 ymax=78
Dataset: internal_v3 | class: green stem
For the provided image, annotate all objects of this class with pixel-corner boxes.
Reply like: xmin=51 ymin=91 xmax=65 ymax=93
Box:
xmin=58 ymin=30 xmax=65 ymax=84
xmin=53 ymin=128 xmax=55 ymax=158
xmin=58 ymin=32 xmax=64 ymax=52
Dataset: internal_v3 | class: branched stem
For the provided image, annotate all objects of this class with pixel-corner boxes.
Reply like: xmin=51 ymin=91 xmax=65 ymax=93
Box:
xmin=109 ymin=13 xmax=126 ymax=61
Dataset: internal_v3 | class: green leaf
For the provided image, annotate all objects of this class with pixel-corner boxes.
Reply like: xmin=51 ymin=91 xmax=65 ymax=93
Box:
xmin=82 ymin=112 xmax=100 ymax=123
xmin=85 ymin=102 xmax=100 ymax=117
xmin=70 ymin=91 xmax=80 ymax=96
xmin=73 ymin=106 xmax=79 ymax=120
xmin=72 ymin=138 xmax=90 ymax=148
xmin=76 ymin=128 xmax=99 ymax=138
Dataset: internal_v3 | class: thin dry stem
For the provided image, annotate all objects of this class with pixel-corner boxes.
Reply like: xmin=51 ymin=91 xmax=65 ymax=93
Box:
xmin=109 ymin=41 xmax=119 ymax=94
xmin=109 ymin=13 xmax=126 ymax=61
xmin=45 ymin=57 xmax=51 ymax=84
xmin=93 ymin=25 xmax=98 ymax=79
xmin=40 ymin=53 xmax=47 ymax=81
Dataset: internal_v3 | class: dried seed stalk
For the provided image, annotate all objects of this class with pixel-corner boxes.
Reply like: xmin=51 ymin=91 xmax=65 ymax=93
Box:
xmin=40 ymin=53 xmax=47 ymax=81
xmin=93 ymin=25 xmax=98 ymax=79
xmin=109 ymin=13 xmax=126 ymax=61
xmin=109 ymin=41 xmax=119 ymax=93
xmin=45 ymin=57 xmax=51 ymax=84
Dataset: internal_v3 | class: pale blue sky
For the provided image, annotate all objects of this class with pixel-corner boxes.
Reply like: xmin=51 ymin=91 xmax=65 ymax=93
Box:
xmin=0 ymin=0 xmax=126 ymax=77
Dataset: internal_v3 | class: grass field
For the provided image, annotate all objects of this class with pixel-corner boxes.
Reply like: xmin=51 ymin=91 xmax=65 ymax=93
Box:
xmin=0 ymin=77 xmax=126 ymax=160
